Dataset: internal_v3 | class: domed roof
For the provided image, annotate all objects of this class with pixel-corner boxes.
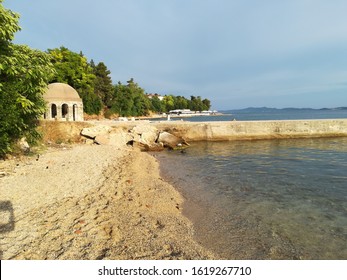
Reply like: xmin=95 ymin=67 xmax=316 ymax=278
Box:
xmin=44 ymin=83 xmax=82 ymax=102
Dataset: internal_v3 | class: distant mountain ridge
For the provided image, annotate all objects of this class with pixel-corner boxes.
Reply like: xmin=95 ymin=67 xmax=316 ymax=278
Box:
xmin=222 ymin=107 xmax=347 ymax=113
xmin=319 ymin=107 xmax=347 ymax=111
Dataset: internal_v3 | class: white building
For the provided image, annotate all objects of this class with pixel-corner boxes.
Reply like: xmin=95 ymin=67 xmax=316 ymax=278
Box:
xmin=146 ymin=93 xmax=164 ymax=101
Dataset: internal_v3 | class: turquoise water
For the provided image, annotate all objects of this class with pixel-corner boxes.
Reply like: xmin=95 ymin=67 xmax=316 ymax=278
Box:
xmin=156 ymin=137 xmax=347 ymax=259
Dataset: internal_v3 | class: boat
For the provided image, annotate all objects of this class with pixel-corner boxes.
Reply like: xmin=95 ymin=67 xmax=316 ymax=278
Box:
xmin=168 ymin=109 xmax=218 ymax=117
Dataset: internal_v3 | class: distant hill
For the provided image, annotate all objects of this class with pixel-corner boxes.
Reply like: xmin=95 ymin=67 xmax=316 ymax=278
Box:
xmin=320 ymin=107 xmax=347 ymax=111
xmin=222 ymin=107 xmax=347 ymax=113
xmin=218 ymin=106 xmax=347 ymax=121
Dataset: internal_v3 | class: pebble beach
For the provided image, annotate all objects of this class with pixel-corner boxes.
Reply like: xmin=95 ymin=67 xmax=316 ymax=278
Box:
xmin=0 ymin=144 xmax=214 ymax=260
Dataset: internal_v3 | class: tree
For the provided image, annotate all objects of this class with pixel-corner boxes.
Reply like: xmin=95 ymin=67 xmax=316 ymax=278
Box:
xmin=174 ymin=95 xmax=189 ymax=110
xmin=188 ymin=95 xmax=209 ymax=111
xmin=47 ymin=46 xmax=102 ymax=115
xmin=150 ymin=96 xmax=166 ymax=113
xmin=109 ymin=79 xmax=150 ymax=117
xmin=202 ymin=98 xmax=211 ymax=110
xmin=91 ymin=61 xmax=113 ymax=107
xmin=149 ymin=94 xmax=211 ymax=113
xmin=110 ymin=82 xmax=132 ymax=116
xmin=0 ymin=1 xmax=55 ymax=157
xmin=162 ymin=95 xmax=175 ymax=111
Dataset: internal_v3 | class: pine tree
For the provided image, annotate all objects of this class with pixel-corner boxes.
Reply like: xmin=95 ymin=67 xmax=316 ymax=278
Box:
xmin=92 ymin=62 xmax=113 ymax=107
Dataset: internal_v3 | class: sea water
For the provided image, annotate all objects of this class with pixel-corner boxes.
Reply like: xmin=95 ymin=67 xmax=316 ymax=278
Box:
xmin=148 ymin=108 xmax=347 ymax=122
xmin=156 ymin=137 xmax=347 ymax=259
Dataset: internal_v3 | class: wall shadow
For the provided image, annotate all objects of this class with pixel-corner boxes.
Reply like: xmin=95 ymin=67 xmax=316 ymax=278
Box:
xmin=0 ymin=200 xmax=15 ymax=259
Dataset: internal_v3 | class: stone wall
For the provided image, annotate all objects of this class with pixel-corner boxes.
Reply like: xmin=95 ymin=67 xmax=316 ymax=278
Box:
xmin=152 ymin=119 xmax=347 ymax=141
xmin=42 ymin=119 xmax=347 ymax=148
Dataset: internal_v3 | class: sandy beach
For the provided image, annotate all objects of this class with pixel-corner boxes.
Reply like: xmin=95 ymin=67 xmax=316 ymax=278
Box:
xmin=0 ymin=143 xmax=214 ymax=260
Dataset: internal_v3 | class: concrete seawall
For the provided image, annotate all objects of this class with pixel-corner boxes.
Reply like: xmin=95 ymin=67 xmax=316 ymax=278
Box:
xmin=152 ymin=119 xmax=347 ymax=141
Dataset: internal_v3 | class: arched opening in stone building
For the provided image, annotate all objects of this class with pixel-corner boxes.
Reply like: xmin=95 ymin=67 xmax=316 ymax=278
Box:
xmin=51 ymin=104 xmax=57 ymax=119
xmin=44 ymin=83 xmax=84 ymax=121
xmin=73 ymin=104 xmax=77 ymax=121
xmin=62 ymin=104 xmax=69 ymax=119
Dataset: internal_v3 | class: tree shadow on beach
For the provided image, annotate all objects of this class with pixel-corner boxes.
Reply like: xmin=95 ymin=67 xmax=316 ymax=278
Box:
xmin=0 ymin=200 xmax=15 ymax=259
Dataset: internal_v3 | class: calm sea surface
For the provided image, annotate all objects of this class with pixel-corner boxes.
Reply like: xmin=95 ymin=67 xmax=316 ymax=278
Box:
xmin=165 ymin=108 xmax=347 ymax=122
xmin=155 ymin=111 xmax=347 ymax=259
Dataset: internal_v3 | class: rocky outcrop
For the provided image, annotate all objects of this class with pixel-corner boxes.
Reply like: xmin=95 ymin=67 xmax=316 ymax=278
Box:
xmin=157 ymin=131 xmax=189 ymax=149
xmin=94 ymin=135 xmax=110 ymax=145
xmin=81 ymin=125 xmax=112 ymax=146
xmin=81 ymin=125 xmax=111 ymax=139
xmin=79 ymin=124 xmax=190 ymax=151
xmin=130 ymin=125 xmax=159 ymax=147
xmin=128 ymin=125 xmax=189 ymax=151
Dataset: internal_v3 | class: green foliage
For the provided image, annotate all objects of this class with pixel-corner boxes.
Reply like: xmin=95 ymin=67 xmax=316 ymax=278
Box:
xmin=202 ymin=98 xmax=211 ymax=110
xmin=109 ymin=79 xmax=151 ymax=117
xmin=188 ymin=95 xmax=210 ymax=111
xmin=162 ymin=95 xmax=175 ymax=111
xmin=174 ymin=96 xmax=189 ymax=110
xmin=150 ymin=94 xmax=211 ymax=114
xmin=83 ymin=93 xmax=102 ymax=116
xmin=150 ymin=96 xmax=166 ymax=113
xmin=103 ymin=77 xmax=212 ymax=117
xmin=91 ymin=61 xmax=114 ymax=107
xmin=0 ymin=1 xmax=55 ymax=157
xmin=0 ymin=1 xmax=20 ymax=42
xmin=47 ymin=47 xmax=102 ymax=115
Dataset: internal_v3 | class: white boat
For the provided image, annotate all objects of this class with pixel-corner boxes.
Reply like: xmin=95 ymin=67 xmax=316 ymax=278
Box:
xmin=168 ymin=109 xmax=218 ymax=117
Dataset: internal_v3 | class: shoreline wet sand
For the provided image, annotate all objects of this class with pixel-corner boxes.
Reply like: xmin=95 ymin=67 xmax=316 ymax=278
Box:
xmin=0 ymin=144 xmax=214 ymax=260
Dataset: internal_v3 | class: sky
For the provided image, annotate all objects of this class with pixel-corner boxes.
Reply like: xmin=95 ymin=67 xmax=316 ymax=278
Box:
xmin=4 ymin=0 xmax=347 ymax=110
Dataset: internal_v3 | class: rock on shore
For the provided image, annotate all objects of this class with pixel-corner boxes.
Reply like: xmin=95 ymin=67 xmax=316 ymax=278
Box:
xmin=80 ymin=124 xmax=189 ymax=151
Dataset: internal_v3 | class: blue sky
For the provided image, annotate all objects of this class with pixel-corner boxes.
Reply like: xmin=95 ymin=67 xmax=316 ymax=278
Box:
xmin=4 ymin=0 xmax=347 ymax=110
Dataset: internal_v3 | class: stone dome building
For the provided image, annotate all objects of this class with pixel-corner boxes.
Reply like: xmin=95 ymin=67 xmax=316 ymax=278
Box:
xmin=43 ymin=83 xmax=84 ymax=121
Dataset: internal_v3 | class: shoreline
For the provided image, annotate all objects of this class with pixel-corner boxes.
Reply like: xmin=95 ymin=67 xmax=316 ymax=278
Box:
xmin=155 ymin=138 xmax=347 ymax=260
xmin=2 ymin=118 xmax=347 ymax=259
xmin=0 ymin=144 xmax=214 ymax=260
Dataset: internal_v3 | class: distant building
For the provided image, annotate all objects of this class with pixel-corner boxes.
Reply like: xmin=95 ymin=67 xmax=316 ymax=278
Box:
xmin=146 ymin=93 xmax=164 ymax=101
xmin=43 ymin=83 xmax=84 ymax=121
